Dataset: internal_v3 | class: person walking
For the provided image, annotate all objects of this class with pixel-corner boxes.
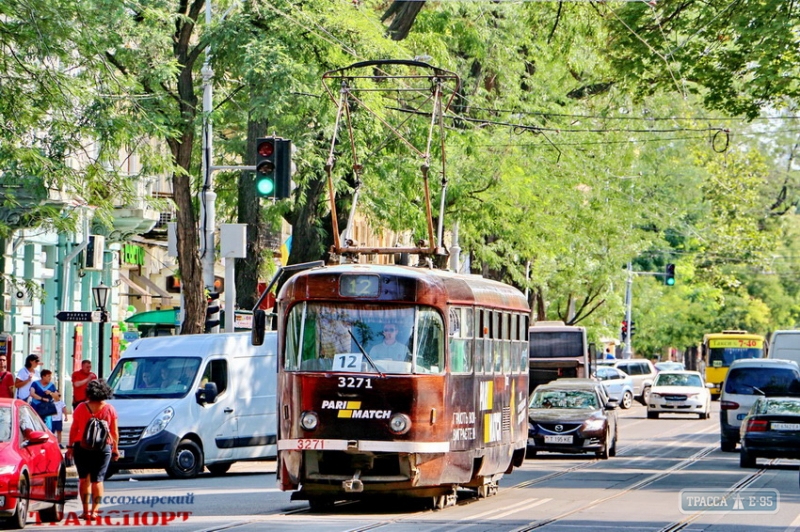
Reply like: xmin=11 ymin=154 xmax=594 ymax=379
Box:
xmin=52 ymin=396 xmax=68 ymax=447
xmin=66 ymin=380 xmax=120 ymax=520
xmin=0 ymin=356 xmax=14 ymax=399
xmin=14 ymin=354 xmax=40 ymax=401
xmin=30 ymin=369 xmax=60 ymax=430
xmin=71 ymin=360 xmax=97 ymax=409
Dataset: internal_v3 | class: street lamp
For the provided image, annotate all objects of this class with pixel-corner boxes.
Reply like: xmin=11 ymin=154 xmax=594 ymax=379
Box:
xmin=92 ymin=282 xmax=110 ymax=379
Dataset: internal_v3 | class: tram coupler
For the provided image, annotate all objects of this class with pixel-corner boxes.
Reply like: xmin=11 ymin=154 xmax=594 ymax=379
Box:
xmin=342 ymin=470 xmax=364 ymax=493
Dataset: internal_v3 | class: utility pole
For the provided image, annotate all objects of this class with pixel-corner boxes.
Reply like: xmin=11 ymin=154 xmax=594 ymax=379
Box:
xmin=623 ymin=262 xmax=633 ymax=359
xmin=198 ymin=1 xmax=256 ymax=333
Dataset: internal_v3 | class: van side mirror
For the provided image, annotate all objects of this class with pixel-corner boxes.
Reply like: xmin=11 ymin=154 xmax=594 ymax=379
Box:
xmin=251 ymin=309 xmax=266 ymax=346
xmin=196 ymin=382 xmax=219 ymax=405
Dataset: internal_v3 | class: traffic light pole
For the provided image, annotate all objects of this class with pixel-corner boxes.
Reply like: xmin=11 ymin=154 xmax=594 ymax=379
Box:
xmin=624 ymin=263 xmax=633 ymax=359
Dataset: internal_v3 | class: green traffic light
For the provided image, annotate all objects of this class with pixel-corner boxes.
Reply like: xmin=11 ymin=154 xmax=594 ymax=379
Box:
xmin=256 ymin=177 xmax=275 ymax=196
xmin=666 ymin=277 xmax=675 ymax=286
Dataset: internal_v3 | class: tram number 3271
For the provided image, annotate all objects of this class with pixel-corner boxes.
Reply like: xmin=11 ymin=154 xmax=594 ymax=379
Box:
xmin=296 ymin=439 xmax=325 ymax=450
xmin=338 ymin=377 xmax=373 ymax=389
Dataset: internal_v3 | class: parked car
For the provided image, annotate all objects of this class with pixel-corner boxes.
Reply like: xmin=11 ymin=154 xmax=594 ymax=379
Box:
xmin=719 ymin=358 xmax=800 ymax=452
xmin=0 ymin=398 xmax=66 ymax=529
xmin=527 ymin=380 xmax=618 ymax=459
xmin=593 ymin=366 xmax=635 ymax=409
xmin=655 ymin=361 xmax=686 ymax=373
xmin=600 ymin=359 xmax=657 ymax=405
xmin=647 ymin=370 xmax=711 ymax=419
xmin=739 ymin=396 xmax=800 ymax=468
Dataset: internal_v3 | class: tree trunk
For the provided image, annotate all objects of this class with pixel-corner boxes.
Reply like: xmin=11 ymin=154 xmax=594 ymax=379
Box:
xmin=236 ymin=117 xmax=269 ymax=310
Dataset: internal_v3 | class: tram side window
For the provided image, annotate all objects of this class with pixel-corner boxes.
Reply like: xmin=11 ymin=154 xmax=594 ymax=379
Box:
xmin=483 ymin=311 xmax=493 ymax=374
xmin=501 ymin=313 xmax=512 ymax=374
xmin=449 ymin=307 xmax=473 ymax=374
xmin=473 ymin=308 xmax=483 ymax=373
xmin=416 ymin=309 xmax=444 ymax=374
xmin=493 ymin=312 xmax=502 ymax=373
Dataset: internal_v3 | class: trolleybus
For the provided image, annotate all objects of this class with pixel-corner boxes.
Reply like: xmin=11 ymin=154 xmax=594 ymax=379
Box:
xmin=701 ymin=330 xmax=766 ymax=398
xmin=252 ymin=263 xmax=530 ymax=508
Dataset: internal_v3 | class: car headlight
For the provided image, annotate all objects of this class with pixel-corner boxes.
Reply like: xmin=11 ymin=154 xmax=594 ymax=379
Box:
xmin=299 ymin=411 xmax=319 ymax=431
xmin=581 ymin=419 xmax=605 ymax=432
xmin=0 ymin=465 xmax=15 ymax=475
xmin=388 ymin=413 xmax=411 ymax=435
xmin=142 ymin=407 xmax=174 ymax=439
xmin=651 ymin=393 xmax=662 ymax=398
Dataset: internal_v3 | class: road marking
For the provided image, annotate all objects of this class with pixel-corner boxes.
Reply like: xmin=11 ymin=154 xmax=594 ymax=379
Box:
xmin=783 ymin=512 xmax=800 ymax=532
xmin=492 ymin=498 xmax=551 ymax=520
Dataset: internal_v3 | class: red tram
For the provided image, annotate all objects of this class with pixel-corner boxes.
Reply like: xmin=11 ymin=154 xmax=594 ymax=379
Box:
xmin=257 ymin=263 xmax=530 ymax=508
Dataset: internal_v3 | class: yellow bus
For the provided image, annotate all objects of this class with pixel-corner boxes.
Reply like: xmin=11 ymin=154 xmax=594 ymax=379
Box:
xmin=701 ymin=330 xmax=766 ymax=398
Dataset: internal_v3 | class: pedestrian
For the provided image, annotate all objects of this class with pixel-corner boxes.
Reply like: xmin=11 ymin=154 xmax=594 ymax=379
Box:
xmin=14 ymin=354 xmax=40 ymax=401
xmin=369 ymin=322 xmax=411 ymax=362
xmin=0 ymin=356 xmax=14 ymax=399
xmin=52 ymin=396 xmax=68 ymax=448
xmin=71 ymin=360 xmax=97 ymax=409
xmin=604 ymin=347 xmax=616 ymax=360
xmin=30 ymin=369 xmax=60 ymax=430
xmin=66 ymin=379 xmax=120 ymax=520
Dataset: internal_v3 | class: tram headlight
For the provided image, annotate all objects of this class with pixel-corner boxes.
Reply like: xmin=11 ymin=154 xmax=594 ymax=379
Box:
xmin=388 ymin=413 xmax=411 ymax=435
xmin=299 ymin=411 xmax=319 ymax=431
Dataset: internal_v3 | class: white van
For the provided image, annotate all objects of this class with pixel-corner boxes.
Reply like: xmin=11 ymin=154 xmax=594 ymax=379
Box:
xmin=105 ymin=332 xmax=277 ymax=478
xmin=768 ymin=330 xmax=800 ymax=365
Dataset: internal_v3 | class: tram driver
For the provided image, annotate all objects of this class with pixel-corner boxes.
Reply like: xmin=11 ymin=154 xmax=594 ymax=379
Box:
xmin=370 ymin=322 xmax=411 ymax=362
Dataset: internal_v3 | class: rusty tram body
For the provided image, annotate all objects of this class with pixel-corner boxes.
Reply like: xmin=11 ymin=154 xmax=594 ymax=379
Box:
xmin=269 ymin=263 xmax=529 ymax=507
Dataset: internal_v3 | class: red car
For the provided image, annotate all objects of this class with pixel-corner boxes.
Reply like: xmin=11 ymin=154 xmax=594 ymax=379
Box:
xmin=0 ymin=398 xmax=65 ymax=529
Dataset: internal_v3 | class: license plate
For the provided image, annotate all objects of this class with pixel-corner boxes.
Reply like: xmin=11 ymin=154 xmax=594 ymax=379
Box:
xmin=771 ymin=423 xmax=800 ymax=431
xmin=118 ymin=449 xmax=125 ymax=458
xmin=737 ymin=413 xmax=747 ymax=420
xmin=544 ymin=435 xmax=573 ymax=444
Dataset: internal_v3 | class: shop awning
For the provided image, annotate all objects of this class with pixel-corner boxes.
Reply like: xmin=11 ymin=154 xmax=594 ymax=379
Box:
xmin=125 ymin=308 xmax=179 ymax=325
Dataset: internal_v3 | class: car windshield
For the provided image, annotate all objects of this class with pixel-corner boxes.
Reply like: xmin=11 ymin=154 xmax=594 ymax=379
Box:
xmin=725 ymin=368 xmax=800 ymax=395
xmin=655 ymin=373 xmax=702 ymax=387
xmin=284 ymin=302 xmax=444 ymax=375
xmin=530 ymin=389 xmax=598 ymax=409
xmin=756 ymin=398 xmax=800 ymax=415
xmin=106 ymin=357 xmax=202 ymax=399
xmin=0 ymin=407 xmax=10 ymax=441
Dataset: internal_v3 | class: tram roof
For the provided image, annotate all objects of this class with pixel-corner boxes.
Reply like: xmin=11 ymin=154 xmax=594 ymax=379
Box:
xmin=282 ymin=263 xmax=529 ymax=312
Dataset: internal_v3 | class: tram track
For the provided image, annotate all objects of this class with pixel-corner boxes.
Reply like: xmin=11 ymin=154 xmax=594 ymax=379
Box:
xmin=201 ymin=413 xmax=726 ymax=532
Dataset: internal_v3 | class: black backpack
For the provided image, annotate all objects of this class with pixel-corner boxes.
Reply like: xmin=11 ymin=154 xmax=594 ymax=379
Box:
xmin=82 ymin=404 xmax=110 ymax=451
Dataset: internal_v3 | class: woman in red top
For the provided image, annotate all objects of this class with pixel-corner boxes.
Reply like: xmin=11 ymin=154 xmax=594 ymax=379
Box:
xmin=66 ymin=380 xmax=120 ymax=520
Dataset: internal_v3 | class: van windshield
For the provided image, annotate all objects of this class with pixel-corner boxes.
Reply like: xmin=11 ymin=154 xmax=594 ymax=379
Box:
xmin=107 ymin=357 xmax=202 ymax=399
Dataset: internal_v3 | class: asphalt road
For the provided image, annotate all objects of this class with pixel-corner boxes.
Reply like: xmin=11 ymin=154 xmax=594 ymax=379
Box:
xmin=27 ymin=402 xmax=800 ymax=531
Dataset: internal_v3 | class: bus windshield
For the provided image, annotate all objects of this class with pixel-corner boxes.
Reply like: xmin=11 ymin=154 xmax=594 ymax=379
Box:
xmin=284 ymin=302 xmax=444 ymax=374
xmin=107 ymin=357 xmax=202 ymax=399
xmin=529 ymin=331 xmax=584 ymax=358
xmin=708 ymin=347 xmax=762 ymax=367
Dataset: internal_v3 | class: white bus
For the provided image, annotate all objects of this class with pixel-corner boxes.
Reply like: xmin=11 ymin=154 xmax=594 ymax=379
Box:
xmin=528 ymin=321 xmax=592 ymax=393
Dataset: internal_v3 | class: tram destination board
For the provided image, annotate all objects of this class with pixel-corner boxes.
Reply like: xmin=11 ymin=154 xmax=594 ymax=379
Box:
xmin=55 ymin=311 xmax=103 ymax=323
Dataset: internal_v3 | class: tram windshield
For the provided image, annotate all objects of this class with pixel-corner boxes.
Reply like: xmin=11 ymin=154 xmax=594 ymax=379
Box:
xmin=284 ymin=303 xmax=444 ymax=375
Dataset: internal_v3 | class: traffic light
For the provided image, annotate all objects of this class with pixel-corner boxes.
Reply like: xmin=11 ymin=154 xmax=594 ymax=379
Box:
xmin=255 ymin=137 xmax=293 ymax=199
xmin=255 ymin=138 xmax=277 ymax=198
xmin=621 ymin=320 xmax=628 ymax=338
xmin=205 ymin=292 xmax=220 ymax=333
xmin=665 ymin=263 xmax=676 ymax=286
xmin=630 ymin=320 xmax=637 ymax=337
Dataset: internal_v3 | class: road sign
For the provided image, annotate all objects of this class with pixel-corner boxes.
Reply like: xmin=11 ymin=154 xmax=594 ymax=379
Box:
xmin=55 ymin=311 xmax=103 ymax=323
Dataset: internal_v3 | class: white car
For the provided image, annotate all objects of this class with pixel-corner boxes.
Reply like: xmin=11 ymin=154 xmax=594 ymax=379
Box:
xmin=647 ymin=371 xmax=711 ymax=419
xmin=594 ymin=366 xmax=635 ymax=409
